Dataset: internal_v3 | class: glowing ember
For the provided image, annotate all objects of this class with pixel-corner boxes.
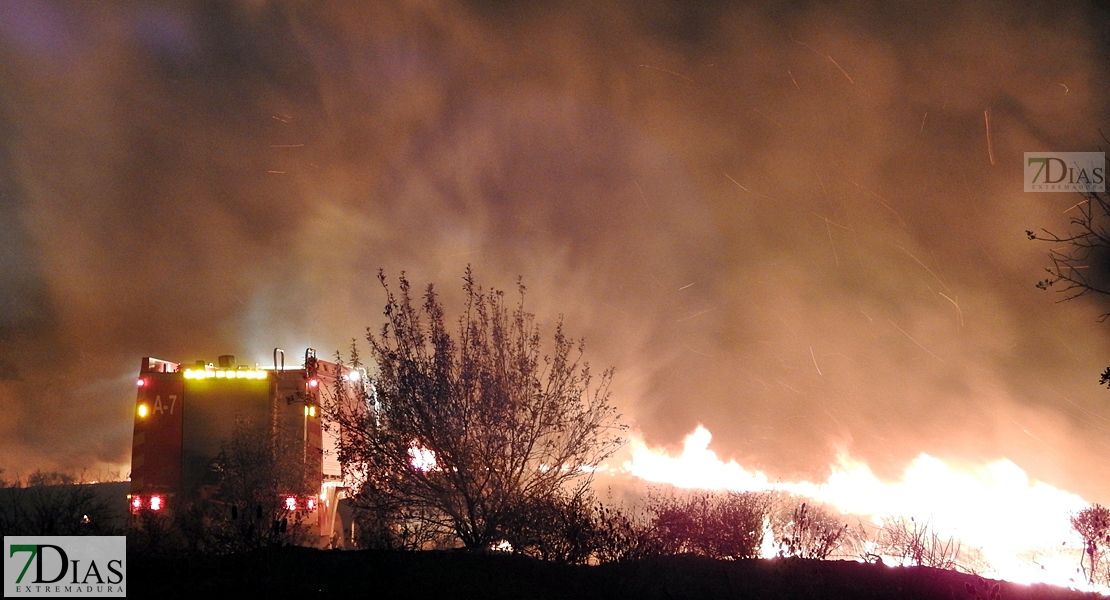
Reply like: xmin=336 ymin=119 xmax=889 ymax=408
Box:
xmin=409 ymin=443 xmax=437 ymax=471
xmin=626 ymin=426 xmax=1092 ymax=587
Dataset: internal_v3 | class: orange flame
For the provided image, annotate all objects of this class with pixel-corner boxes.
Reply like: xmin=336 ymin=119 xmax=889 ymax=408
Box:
xmin=626 ymin=426 xmax=1093 ymax=587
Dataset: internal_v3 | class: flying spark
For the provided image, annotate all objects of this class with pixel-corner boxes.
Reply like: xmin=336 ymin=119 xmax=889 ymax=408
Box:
xmin=888 ymin=319 xmax=945 ymax=363
xmin=812 ymin=213 xmax=843 ymax=267
xmin=676 ymin=306 xmax=718 ymax=323
xmin=983 ymin=107 xmax=995 ymax=165
xmin=634 ymin=179 xmax=650 ymax=208
xmin=790 ymin=36 xmax=854 ymax=84
xmin=752 ymin=109 xmax=783 ymax=128
xmin=638 ymin=64 xmax=695 ymax=83
xmin=895 ymin=244 xmax=954 ymax=298
xmin=724 ymin=173 xmax=750 ymax=192
xmin=937 ymin=292 xmax=964 ymax=328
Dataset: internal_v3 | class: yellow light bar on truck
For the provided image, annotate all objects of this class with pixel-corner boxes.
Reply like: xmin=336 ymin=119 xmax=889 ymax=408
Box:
xmin=182 ymin=369 xmax=268 ymax=380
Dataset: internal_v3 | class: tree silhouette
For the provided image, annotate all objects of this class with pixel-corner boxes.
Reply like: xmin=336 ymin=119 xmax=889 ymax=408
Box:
xmin=204 ymin=416 xmax=317 ymax=551
xmin=325 ymin=267 xmax=625 ymax=550
xmin=1071 ymin=503 xmax=1110 ymax=585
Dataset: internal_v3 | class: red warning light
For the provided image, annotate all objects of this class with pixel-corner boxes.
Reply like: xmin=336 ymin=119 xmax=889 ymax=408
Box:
xmin=131 ymin=496 xmax=143 ymax=512
xmin=137 ymin=378 xmax=146 ymax=387
xmin=308 ymin=379 xmax=318 ymax=389
xmin=150 ymin=495 xmax=164 ymax=511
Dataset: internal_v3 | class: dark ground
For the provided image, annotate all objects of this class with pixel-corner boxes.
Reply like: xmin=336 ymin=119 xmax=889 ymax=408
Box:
xmin=128 ymin=547 xmax=1104 ymax=600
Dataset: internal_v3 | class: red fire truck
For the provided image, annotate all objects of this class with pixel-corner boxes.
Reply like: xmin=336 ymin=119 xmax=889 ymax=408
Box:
xmin=128 ymin=349 xmax=359 ymax=545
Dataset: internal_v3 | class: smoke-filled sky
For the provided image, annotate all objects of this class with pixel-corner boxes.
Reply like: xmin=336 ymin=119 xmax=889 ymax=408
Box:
xmin=2 ymin=1 xmax=1110 ymax=499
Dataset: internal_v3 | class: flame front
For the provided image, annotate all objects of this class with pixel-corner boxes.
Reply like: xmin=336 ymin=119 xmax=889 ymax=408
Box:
xmin=626 ymin=426 xmax=1092 ymax=587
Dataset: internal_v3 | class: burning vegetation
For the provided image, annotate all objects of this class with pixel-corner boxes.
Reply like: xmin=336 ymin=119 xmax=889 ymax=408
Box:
xmin=3 ymin=4 xmax=1110 ymax=596
xmin=5 ymin=267 xmax=1110 ymax=597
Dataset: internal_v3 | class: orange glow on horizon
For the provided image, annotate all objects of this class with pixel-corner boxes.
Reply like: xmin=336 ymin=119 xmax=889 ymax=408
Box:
xmin=625 ymin=426 xmax=1093 ymax=588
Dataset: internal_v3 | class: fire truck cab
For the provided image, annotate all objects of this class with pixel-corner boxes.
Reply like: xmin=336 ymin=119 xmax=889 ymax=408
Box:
xmin=129 ymin=349 xmax=356 ymax=546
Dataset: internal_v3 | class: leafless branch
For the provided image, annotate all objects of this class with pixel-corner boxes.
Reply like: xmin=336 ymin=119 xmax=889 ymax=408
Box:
xmin=1028 ymin=190 xmax=1110 ymax=321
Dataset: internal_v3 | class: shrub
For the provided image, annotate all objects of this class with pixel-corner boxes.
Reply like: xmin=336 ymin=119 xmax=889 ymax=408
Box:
xmin=777 ymin=502 xmax=852 ymax=560
xmin=647 ymin=490 xmax=769 ymax=560
xmin=590 ymin=499 xmax=663 ymax=563
xmin=872 ymin=516 xmax=964 ymax=570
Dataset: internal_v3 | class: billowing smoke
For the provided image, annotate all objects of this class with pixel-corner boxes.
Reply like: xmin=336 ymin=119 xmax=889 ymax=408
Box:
xmin=1 ymin=1 xmax=1109 ymax=501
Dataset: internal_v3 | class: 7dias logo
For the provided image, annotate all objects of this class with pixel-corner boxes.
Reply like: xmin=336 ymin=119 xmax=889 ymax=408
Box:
xmin=4 ymin=536 xmax=125 ymax=597
xmin=1024 ymin=152 xmax=1105 ymax=192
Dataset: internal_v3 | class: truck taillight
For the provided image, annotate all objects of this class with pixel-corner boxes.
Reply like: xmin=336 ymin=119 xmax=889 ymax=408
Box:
xmin=130 ymin=494 xmax=167 ymax=513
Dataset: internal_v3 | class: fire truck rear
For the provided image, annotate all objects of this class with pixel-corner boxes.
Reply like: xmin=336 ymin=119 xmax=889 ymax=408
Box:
xmin=129 ymin=349 xmax=357 ymax=546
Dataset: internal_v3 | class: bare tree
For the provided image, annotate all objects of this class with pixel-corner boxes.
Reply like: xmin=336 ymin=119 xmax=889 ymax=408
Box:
xmin=1071 ymin=503 xmax=1110 ymax=585
xmin=325 ymin=268 xmax=625 ymax=550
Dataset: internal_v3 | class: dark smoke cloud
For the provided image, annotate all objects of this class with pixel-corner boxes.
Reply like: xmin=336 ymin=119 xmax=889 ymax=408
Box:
xmin=2 ymin=1 xmax=1109 ymax=498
